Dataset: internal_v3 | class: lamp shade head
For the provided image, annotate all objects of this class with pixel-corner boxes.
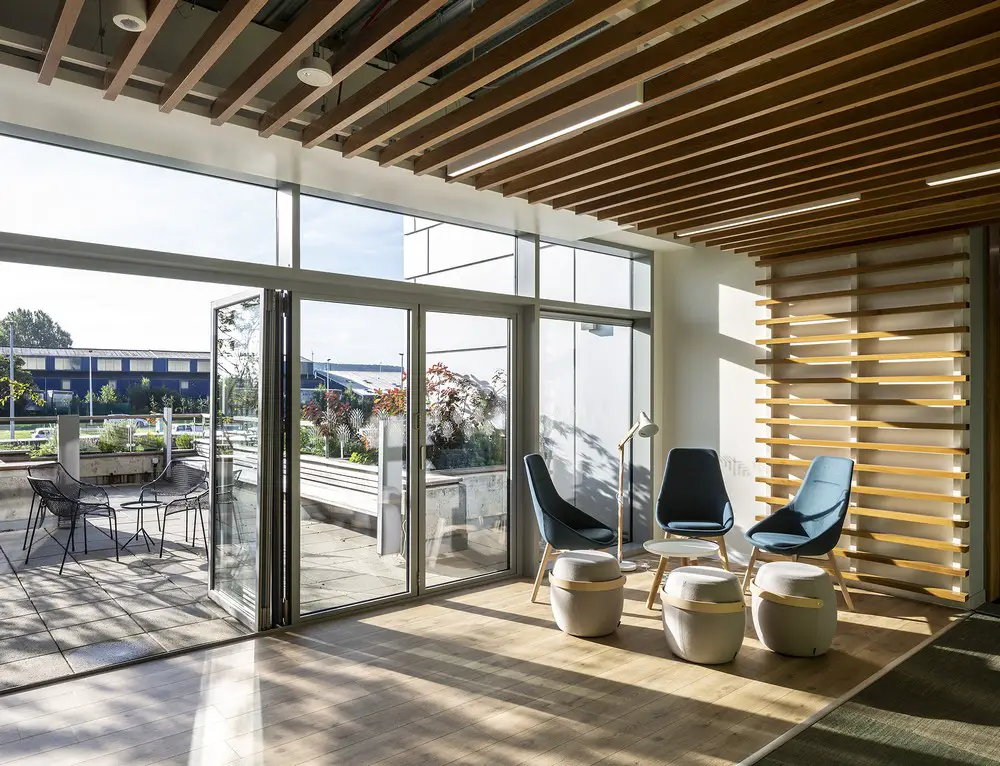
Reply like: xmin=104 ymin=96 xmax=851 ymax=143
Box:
xmin=112 ymin=0 xmax=147 ymax=32
xmin=636 ymin=411 xmax=658 ymax=438
xmin=297 ymin=55 xmax=334 ymax=87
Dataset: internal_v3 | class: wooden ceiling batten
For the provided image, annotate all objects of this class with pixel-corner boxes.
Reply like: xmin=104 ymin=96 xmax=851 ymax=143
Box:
xmin=341 ymin=0 xmax=639 ymax=160
xmin=412 ymin=0 xmax=824 ymax=178
xmin=103 ymin=0 xmax=178 ymax=100
xmin=210 ymin=0 xmax=358 ymax=127
xmin=259 ymin=0 xmax=446 ymax=138
xmin=496 ymin=5 xmax=1000 ymax=201
xmin=527 ymin=63 xmax=1000 ymax=208
xmin=755 ymin=230 xmax=971 ymax=267
xmin=38 ymin=0 xmax=85 ymax=86
xmin=301 ymin=0 xmax=553 ymax=149
xmin=159 ymin=0 xmax=270 ymax=112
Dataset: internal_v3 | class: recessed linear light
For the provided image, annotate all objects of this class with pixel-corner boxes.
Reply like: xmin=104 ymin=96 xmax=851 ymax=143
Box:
xmin=676 ymin=195 xmax=862 ymax=238
xmin=447 ymin=101 xmax=642 ymax=178
xmin=926 ymin=161 xmax=1000 ymax=186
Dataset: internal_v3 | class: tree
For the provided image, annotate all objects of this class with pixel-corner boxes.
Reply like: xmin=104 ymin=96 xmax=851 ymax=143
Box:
xmin=0 ymin=354 xmax=43 ymax=407
xmin=98 ymin=383 xmax=120 ymax=404
xmin=0 ymin=309 xmax=72 ymax=348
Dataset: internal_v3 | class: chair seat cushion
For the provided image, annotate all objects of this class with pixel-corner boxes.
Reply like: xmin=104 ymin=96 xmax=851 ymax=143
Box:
xmin=747 ymin=531 xmax=810 ymax=551
xmin=664 ymin=521 xmax=727 ymax=534
xmin=577 ymin=527 xmax=616 ymax=545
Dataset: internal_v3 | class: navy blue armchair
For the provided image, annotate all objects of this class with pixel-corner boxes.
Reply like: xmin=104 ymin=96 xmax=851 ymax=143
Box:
xmin=655 ymin=448 xmax=734 ymax=569
xmin=743 ymin=456 xmax=855 ymax=610
xmin=524 ymin=453 xmax=617 ymax=603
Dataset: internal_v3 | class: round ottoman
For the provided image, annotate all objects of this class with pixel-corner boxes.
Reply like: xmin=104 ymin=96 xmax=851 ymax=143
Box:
xmin=660 ymin=566 xmax=745 ymax=664
xmin=549 ymin=550 xmax=625 ymax=637
xmin=751 ymin=561 xmax=837 ymax=657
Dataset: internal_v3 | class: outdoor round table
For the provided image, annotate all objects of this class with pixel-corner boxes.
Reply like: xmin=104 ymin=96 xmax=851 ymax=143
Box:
xmin=118 ymin=500 xmax=162 ymax=553
xmin=643 ymin=538 xmax=721 ymax=610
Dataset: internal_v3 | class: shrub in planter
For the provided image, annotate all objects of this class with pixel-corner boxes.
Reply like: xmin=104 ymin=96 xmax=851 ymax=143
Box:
xmin=30 ymin=435 xmax=57 ymax=458
xmin=136 ymin=434 xmax=165 ymax=452
xmin=174 ymin=433 xmax=195 ymax=450
xmin=97 ymin=420 xmax=130 ymax=453
xmin=349 ymin=449 xmax=378 ymax=465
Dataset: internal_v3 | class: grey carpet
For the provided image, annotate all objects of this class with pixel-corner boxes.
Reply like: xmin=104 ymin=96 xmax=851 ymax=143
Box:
xmin=759 ymin=613 xmax=1000 ymax=766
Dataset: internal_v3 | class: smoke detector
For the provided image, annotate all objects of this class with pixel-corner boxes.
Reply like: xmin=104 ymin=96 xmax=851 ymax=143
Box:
xmin=297 ymin=55 xmax=333 ymax=88
xmin=113 ymin=0 xmax=147 ymax=32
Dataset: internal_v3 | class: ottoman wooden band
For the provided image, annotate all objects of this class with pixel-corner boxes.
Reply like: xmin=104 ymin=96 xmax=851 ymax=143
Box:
xmin=549 ymin=575 xmax=627 ymax=592
xmin=662 ymin=594 xmax=745 ymax=614
xmin=750 ymin=581 xmax=824 ymax=609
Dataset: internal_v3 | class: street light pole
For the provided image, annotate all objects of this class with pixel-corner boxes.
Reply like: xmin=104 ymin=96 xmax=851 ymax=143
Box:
xmin=8 ymin=327 xmax=14 ymax=440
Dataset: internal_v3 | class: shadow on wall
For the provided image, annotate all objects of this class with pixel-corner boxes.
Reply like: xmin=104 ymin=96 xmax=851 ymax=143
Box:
xmin=539 ymin=416 xmax=652 ymax=545
xmin=663 ymin=248 xmax=768 ymax=563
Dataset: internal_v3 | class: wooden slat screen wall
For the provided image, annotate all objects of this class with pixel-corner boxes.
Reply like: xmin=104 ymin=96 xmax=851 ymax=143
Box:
xmin=755 ymin=233 xmax=971 ymax=603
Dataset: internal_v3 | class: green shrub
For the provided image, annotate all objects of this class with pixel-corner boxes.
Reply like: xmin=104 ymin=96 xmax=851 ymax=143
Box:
xmin=174 ymin=433 xmax=195 ymax=450
xmin=30 ymin=435 xmax=57 ymax=458
xmin=97 ymin=420 xmax=130 ymax=453
xmin=136 ymin=434 xmax=165 ymax=452
xmin=349 ymin=449 xmax=378 ymax=465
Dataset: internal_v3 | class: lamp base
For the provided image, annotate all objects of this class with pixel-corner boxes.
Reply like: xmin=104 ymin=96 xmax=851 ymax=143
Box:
xmin=619 ymin=559 xmax=638 ymax=573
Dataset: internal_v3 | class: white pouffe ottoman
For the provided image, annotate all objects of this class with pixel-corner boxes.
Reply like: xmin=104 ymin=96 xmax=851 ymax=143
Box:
xmin=751 ymin=561 xmax=837 ymax=657
xmin=549 ymin=550 xmax=625 ymax=637
xmin=660 ymin=566 xmax=745 ymax=664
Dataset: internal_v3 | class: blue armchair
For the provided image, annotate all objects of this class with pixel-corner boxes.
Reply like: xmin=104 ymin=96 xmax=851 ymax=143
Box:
xmin=655 ymin=448 xmax=734 ymax=569
xmin=743 ymin=456 xmax=855 ymax=610
xmin=524 ymin=453 xmax=617 ymax=603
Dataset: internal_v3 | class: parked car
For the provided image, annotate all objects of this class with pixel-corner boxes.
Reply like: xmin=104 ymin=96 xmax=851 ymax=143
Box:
xmin=172 ymin=423 xmax=204 ymax=435
xmin=32 ymin=428 xmax=54 ymax=440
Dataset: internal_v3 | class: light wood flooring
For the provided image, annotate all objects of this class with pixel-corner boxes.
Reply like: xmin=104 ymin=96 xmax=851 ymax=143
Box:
xmin=0 ymin=559 xmax=957 ymax=765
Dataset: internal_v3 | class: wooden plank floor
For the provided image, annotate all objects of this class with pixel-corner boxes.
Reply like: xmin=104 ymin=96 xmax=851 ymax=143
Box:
xmin=0 ymin=560 xmax=958 ymax=765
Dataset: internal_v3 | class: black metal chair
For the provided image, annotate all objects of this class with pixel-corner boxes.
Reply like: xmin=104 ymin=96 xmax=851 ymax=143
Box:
xmin=23 ymin=463 xmax=111 ymax=551
xmin=25 ymin=477 xmax=119 ymax=574
xmin=143 ymin=460 xmax=209 ymax=558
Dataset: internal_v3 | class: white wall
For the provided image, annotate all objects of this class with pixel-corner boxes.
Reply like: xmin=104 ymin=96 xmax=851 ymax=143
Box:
xmin=654 ymin=244 xmax=768 ymax=562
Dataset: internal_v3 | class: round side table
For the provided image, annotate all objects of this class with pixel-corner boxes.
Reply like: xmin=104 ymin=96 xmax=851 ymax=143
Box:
xmin=643 ymin=538 xmax=721 ymax=610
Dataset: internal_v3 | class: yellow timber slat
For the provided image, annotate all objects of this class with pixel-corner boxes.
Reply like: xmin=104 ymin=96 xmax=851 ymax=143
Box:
xmin=756 ymin=351 xmax=967 ymax=364
xmin=757 ymin=277 xmax=968 ymax=306
xmin=757 ymin=476 xmax=968 ymax=504
xmin=759 ymin=375 xmax=967 ymax=385
xmin=834 ymin=548 xmax=969 ymax=577
xmin=755 ymin=501 xmax=969 ymax=529
xmin=757 ymin=417 xmax=966 ymax=431
xmin=757 ymin=398 xmax=968 ymax=407
xmin=756 ymin=437 xmax=967 ymax=455
xmin=757 ymin=327 xmax=968 ymax=345
xmin=757 ymin=303 xmax=968 ymax=327
xmin=756 ymin=456 xmax=969 ymax=481
xmin=842 ymin=572 xmax=968 ymax=603
xmin=755 ymin=252 xmax=969 ymax=286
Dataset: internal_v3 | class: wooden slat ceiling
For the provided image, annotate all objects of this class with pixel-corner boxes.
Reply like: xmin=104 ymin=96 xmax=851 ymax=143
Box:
xmin=15 ymin=0 xmax=1000 ymax=257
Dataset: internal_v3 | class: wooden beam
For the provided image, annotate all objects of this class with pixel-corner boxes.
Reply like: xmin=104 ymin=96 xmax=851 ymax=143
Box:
xmin=841 ymin=510 xmax=967 ymax=529
xmin=755 ymin=252 xmax=969 ymax=287
xmin=759 ymin=327 xmax=969 ymax=344
xmin=210 ymin=0 xmax=356 ymax=127
xmin=757 ymin=398 xmax=968 ymax=407
xmin=757 ymin=417 xmax=966 ymax=431
xmin=608 ymin=121 xmax=1000 ymax=224
xmin=708 ymin=181 xmax=1000 ymax=249
xmin=835 ymin=550 xmax=968 ymax=578
xmin=758 ymin=277 xmax=970 ymax=307
xmin=758 ymin=307 xmax=969 ymax=328
xmin=38 ymin=0 xmax=85 ymax=85
xmin=301 ymin=0 xmax=552 ymax=149
xmin=159 ymin=0 xmax=269 ymax=112
xmin=640 ymin=144 xmax=1000 ymax=233
xmin=756 ymin=436 xmax=967 ymax=454
xmin=570 ymin=102 xmax=1000 ymax=216
xmin=757 ymin=456 xmax=969 ymax=481
xmin=760 ymin=476 xmax=968 ymax=503
xmin=411 ymin=0 xmax=826 ymax=177
xmin=476 ymin=1 xmax=1000 ymax=192
xmin=755 ymin=230 xmax=970 ymax=267
xmin=758 ymin=376 xmax=968 ymax=386
xmin=259 ymin=0 xmax=445 ymax=138
xmin=529 ymin=63 xmax=1000 ymax=207
xmin=338 ymin=0 xmax=637 ymax=161
xmin=103 ymin=0 xmax=177 ymax=101
xmin=842 ymin=573 xmax=967 ymax=602
xmin=742 ymin=204 xmax=1000 ymax=257
xmin=757 ymin=351 xmax=968 ymax=366
xmin=375 ymin=1 xmax=732 ymax=169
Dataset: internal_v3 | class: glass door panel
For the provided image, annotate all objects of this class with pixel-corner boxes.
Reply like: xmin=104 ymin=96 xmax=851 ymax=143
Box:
xmin=210 ymin=290 xmax=280 ymax=628
xmin=423 ymin=311 xmax=511 ymax=587
xmin=298 ymin=300 xmax=411 ymax=614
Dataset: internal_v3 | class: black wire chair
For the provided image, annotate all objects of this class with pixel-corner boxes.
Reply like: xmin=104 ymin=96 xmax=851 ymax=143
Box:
xmin=23 ymin=463 xmax=110 ymax=551
xmin=142 ymin=460 xmax=209 ymax=558
xmin=25 ymin=477 xmax=119 ymax=574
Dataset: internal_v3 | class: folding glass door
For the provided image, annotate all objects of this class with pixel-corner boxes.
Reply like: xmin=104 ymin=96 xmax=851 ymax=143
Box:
xmin=208 ymin=290 xmax=284 ymax=630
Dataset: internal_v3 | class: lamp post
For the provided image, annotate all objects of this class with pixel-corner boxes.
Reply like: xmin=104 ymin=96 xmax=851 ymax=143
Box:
xmin=616 ymin=411 xmax=658 ymax=572
xmin=7 ymin=327 xmax=13 ymax=440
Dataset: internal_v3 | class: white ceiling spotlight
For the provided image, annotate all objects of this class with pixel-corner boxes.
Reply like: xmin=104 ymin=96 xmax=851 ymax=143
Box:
xmin=925 ymin=161 xmax=1000 ymax=187
xmin=297 ymin=52 xmax=334 ymax=88
xmin=112 ymin=0 xmax=148 ymax=33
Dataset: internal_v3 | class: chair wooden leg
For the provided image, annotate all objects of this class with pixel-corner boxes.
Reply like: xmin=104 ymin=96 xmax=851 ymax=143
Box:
xmin=716 ymin=536 xmax=731 ymax=571
xmin=646 ymin=555 xmax=669 ymax=610
xmin=742 ymin=548 xmax=759 ymax=594
xmin=827 ymin=551 xmax=855 ymax=612
xmin=530 ymin=543 xmax=554 ymax=603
